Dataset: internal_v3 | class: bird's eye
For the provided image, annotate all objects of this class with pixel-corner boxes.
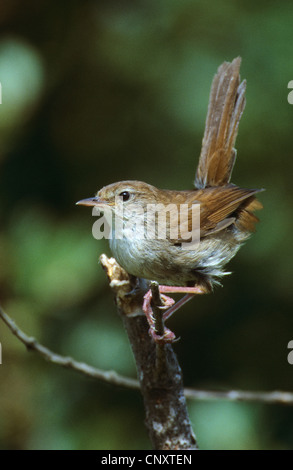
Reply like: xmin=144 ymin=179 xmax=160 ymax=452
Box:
xmin=119 ymin=191 xmax=131 ymax=202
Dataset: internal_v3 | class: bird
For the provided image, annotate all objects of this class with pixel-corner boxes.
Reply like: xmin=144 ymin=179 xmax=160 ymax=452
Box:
xmin=77 ymin=57 xmax=263 ymax=342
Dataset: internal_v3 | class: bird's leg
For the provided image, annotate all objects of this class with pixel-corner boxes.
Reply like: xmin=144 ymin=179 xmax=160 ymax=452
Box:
xmin=143 ymin=284 xmax=207 ymax=344
xmin=158 ymin=285 xmax=206 ymax=320
xmin=142 ymin=289 xmax=176 ymax=343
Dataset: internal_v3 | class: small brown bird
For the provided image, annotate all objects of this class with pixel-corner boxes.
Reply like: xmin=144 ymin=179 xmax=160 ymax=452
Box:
xmin=77 ymin=57 xmax=263 ymax=341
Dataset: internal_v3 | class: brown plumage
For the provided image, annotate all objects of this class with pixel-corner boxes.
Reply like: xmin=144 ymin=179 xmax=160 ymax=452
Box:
xmin=195 ymin=57 xmax=246 ymax=188
xmin=77 ymin=57 xmax=263 ymax=290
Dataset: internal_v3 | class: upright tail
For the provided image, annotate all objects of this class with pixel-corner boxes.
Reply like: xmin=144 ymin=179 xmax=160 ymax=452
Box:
xmin=195 ymin=57 xmax=246 ymax=189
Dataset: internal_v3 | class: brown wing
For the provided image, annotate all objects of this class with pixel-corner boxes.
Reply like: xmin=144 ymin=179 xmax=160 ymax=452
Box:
xmin=171 ymin=186 xmax=263 ymax=242
xmin=198 ymin=186 xmax=263 ymax=236
xmin=195 ymin=57 xmax=246 ymax=188
xmin=152 ymin=186 xmax=262 ymax=244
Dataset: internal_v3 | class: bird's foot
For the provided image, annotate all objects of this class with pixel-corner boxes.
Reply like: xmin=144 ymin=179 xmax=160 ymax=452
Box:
xmin=142 ymin=284 xmax=207 ymax=343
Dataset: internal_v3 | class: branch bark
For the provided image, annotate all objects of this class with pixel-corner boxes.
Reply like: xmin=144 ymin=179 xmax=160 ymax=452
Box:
xmin=99 ymin=254 xmax=197 ymax=450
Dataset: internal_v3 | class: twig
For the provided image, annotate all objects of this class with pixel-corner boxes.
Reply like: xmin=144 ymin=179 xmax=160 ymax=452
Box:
xmin=150 ymin=281 xmax=165 ymax=336
xmin=2 ymin=304 xmax=293 ymax=407
xmin=149 ymin=281 xmax=168 ymax=377
xmin=184 ymin=388 xmax=293 ymax=405
xmin=0 ymin=306 xmax=138 ymax=390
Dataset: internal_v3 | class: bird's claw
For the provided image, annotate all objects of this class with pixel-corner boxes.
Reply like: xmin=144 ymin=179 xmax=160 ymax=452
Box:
xmin=148 ymin=326 xmax=177 ymax=344
xmin=143 ymin=289 xmax=177 ymax=344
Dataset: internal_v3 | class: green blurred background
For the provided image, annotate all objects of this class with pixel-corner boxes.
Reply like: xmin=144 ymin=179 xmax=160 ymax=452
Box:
xmin=0 ymin=0 xmax=293 ymax=450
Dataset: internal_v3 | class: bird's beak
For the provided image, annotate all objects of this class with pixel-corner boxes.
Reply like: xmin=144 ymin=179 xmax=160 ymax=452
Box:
xmin=76 ymin=196 xmax=107 ymax=207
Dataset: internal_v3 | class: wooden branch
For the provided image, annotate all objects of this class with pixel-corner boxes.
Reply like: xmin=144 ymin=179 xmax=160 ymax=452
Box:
xmin=2 ymin=305 xmax=293 ymax=407
xmin=2 ymin=302 xmax=293 ymax=408
xmin=2 ymin=305 xmax=293 ymax=406
xmin=99 ymin=254 xmax=198 ymax=450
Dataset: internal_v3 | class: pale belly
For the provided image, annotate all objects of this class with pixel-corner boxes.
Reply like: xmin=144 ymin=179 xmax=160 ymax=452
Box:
xmin=109 ymin=234 xmax=241 ymax=286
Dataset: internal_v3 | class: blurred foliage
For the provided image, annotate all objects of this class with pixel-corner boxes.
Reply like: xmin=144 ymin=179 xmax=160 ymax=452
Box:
xmin=0 ymin=0 xmax=293 ymax=450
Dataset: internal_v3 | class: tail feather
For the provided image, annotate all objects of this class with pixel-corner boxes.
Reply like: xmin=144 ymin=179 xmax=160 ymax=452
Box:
xmin=195 ymin=57 xmax=246 ymax=188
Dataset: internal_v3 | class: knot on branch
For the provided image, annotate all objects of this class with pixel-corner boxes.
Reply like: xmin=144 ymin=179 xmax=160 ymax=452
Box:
xmin=99 ymin=254 xmax=146 ymax=317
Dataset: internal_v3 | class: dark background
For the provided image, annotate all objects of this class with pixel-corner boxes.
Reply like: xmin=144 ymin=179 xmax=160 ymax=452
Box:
xmin=0 ymin=0 xmax=292 ymax=449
